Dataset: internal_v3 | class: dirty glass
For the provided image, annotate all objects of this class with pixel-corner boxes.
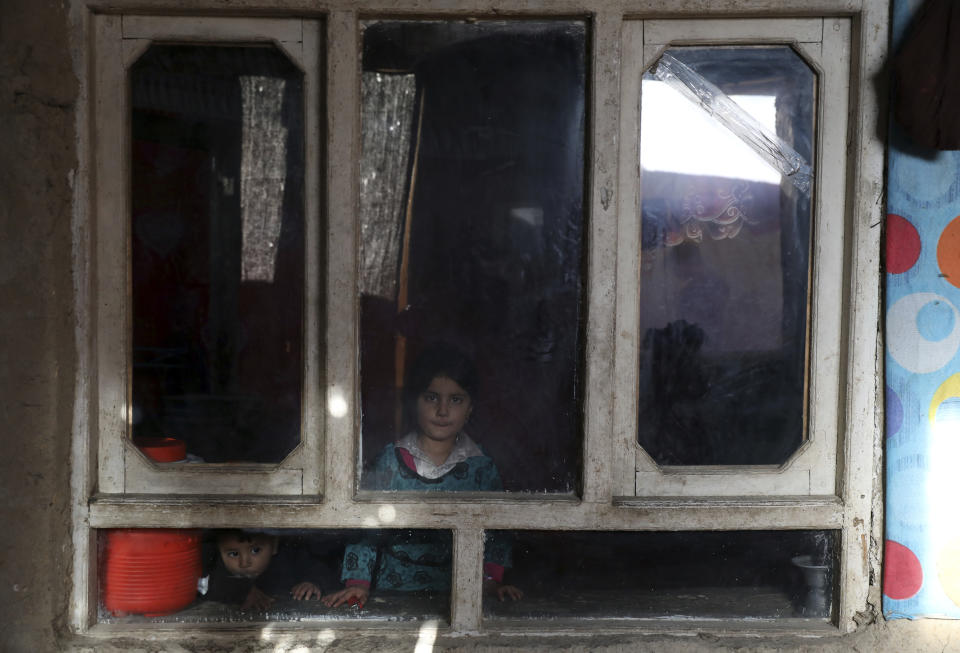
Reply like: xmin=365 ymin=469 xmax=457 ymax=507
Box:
xmin=357 ymin=21 xmax=587 ymax=492
xmin=97 ymin=528 xmax=450 ymax=623
xmin=637 ymin=46 xmax=816 ymax=465
xmin=129 ymin=45 xmax=304 ymax=464
xmin=484 ymin=530 xmax=837 ymax=622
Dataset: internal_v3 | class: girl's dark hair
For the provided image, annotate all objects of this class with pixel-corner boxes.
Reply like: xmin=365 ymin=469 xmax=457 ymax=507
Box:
xmin=402 ymin=343 xmax=478 ymax=429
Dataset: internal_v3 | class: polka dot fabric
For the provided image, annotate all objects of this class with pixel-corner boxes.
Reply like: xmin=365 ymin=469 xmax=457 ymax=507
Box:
xmin=884 ymin=0 xmax=960 ymax=620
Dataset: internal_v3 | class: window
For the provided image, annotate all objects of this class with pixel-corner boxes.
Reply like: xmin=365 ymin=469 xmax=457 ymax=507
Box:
xmin=484 ymin=530 xmax=838 ymax=621
xmin=614 ymin=18 xmax=852 ymax=497
xmin=636 ymin=45 xmax=814 ymax=468
xmin=357 ymin=20 xmax=587 ymax=494
xmin=92 ymin=16 xmax=323 ymax=495
xmin=75 ymin=2 xmax=885 ymax=640
xmin=97 ymin=528 xmax=450 ymax=624
xmin=131 ymin=43 xmax=305 ymax=465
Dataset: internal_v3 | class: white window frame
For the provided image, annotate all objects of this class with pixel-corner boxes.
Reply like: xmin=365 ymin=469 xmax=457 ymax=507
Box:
xmin=70 ymin=0 xmax=887 ymax=642
xmin=91 ymin=15 xmax=324 ymax=495
xmin=614 ymin=18 xmax=850 ymax=498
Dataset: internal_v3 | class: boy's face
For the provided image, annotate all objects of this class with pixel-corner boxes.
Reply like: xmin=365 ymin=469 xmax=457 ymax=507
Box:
xmin=218 ymin=534 xmax=277 ymax=578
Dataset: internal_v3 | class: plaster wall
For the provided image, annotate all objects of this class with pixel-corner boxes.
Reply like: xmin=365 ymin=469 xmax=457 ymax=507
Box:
xmin=0 ymin=0 xmax=957 ymax=649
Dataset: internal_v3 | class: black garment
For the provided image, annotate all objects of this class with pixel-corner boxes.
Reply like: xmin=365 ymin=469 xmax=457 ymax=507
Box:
xmin=204 ymin=541 xmax=330 ymax=605
xmin=894 ymin=0 xmax=960 ymax=150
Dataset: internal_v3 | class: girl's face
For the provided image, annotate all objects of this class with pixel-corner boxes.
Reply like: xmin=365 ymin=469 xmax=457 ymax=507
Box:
xmin=416 ymin=375 xmax=472 ymax=444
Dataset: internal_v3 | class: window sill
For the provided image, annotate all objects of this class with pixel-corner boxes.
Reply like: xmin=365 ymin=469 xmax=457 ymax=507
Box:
xmin=80 ymin=614 xmax=839 ymax=642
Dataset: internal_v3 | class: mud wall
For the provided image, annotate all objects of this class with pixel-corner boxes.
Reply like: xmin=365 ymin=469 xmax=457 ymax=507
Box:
xmin=0 ymin=0 xmax=78 ymax=651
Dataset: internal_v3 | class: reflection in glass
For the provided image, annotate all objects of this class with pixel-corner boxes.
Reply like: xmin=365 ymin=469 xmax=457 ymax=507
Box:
xmin=130 ymin=45 xmax=304 ymax=463
xmin=98 ymin=528 xmax=450 ymax=623
xmin=637 ymin=46 xmax=816 ymax=465
xmin=485 ymin=530 xmax=837 ymax=622
xmin=358 ymin=21 xmax=587 ymax=492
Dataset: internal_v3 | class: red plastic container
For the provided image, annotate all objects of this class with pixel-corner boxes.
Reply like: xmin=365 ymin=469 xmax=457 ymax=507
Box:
xmin=102 ymin=529 xmax=201 ymax=616
xmin=133 ymin=437 xmax=187 ymax=462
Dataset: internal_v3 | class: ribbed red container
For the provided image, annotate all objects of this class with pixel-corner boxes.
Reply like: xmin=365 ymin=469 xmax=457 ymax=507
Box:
xmin=102 ymin=529 xmax=201 ymax=616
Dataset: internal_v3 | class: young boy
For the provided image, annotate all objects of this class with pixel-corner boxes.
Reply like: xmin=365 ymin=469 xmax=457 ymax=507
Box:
xmin=203 ymin=530 xmax=326 ymax=610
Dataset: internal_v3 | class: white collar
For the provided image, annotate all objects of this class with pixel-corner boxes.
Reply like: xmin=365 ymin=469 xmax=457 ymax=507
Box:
xmin=397 ymin=431 xmax=483 ymax=479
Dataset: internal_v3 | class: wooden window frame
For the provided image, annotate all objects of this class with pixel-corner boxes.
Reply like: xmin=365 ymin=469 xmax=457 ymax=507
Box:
xmin=70 ymin=0 xmax=887 ymax=641
xmin=91 ymin=15 xmax=325 ymax=496
xmin=614 ymin=18 xmax=850 ymax=498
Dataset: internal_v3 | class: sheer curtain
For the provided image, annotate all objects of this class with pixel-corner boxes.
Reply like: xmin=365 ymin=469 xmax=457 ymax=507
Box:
xmin=240 ymin=75 xmax=288 ymax=283
xmin=359 ymin=72 xmax=418 ymax=300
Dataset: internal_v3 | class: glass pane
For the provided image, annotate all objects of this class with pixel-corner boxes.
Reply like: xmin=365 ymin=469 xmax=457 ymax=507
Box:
xmin=98 ymin=528 xmax=450 ymax=623
xmin=637 ymin=46 xmax=815 ymax=465
xmin=485 ymin=530 xmax=837 ymax=622
xmin=130 ymin=45 xmax=304 ymax=464
xmin=358 ymin=21 xmax=587 ymax=492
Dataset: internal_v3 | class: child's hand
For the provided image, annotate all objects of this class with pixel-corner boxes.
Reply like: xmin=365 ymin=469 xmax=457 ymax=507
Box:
xmin=241 ymin=585 xmax=275 ymax=611
xmin=321 ymin=585 xmax=369 ymax=608
xmin=484 ymin=579 xmax=523 ymax=602
xmin=496 ymin=584 xmax=524 ymax=601
xmin=290 ymin=581 xmax=322 ymax=600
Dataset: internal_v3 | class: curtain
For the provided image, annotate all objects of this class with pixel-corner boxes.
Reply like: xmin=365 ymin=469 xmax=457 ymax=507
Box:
xmin=884 ymin=0 xmax=960 ymax=619
xmin=359 ymin=72 xmax=418 ymax=300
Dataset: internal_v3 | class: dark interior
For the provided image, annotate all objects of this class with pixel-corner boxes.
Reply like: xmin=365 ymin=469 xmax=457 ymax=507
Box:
xmin=130 ymin=44 xmax=305 ymax=463
xmin=359 ymin=21 xmax=588 ymax=492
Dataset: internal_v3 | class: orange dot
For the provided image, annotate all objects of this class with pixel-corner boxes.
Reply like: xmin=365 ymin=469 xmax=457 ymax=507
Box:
xmin=937 ymin=217 xmax=960 ymax=289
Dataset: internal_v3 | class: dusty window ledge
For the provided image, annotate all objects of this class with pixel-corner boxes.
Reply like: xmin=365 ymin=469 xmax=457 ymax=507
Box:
xmin=613 ymin=496 xmax=843 ymax=509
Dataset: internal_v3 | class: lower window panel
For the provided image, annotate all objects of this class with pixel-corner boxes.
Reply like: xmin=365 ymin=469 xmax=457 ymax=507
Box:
xmin=484 ymin=530 xmax=837 ymax=622
xmin=97 ymin=528 xmax=451 ymax=623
